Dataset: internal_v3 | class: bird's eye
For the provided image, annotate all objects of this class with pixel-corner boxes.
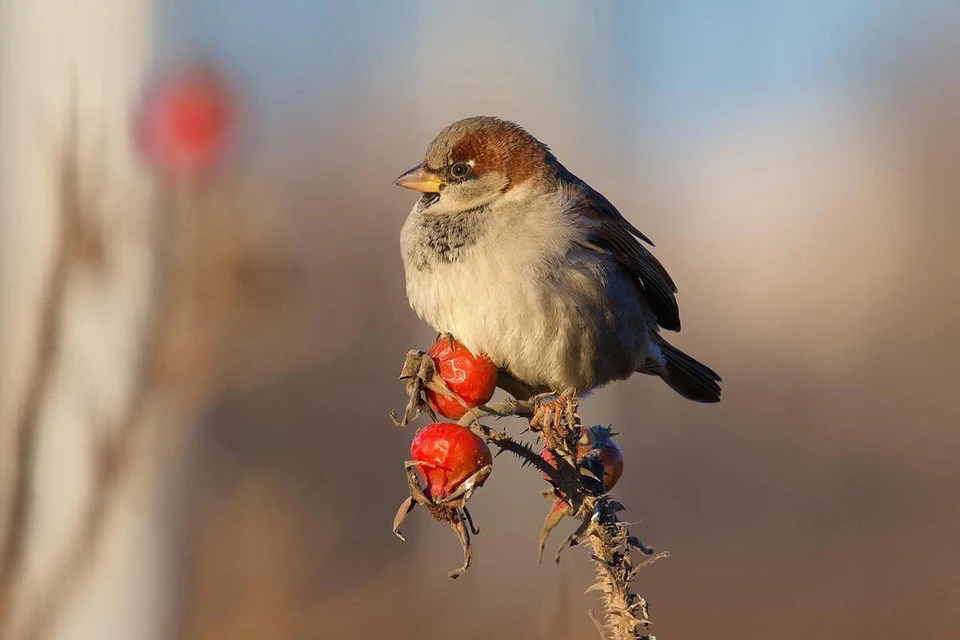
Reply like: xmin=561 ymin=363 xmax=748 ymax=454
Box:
xmin=450 ymin=162 xmax=470 ymax=178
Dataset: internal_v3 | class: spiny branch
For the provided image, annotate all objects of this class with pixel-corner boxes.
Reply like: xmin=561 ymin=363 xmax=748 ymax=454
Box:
xmin=463 ymin=419 xmax=560 ymax=482
xmin=583 ymin=497 xmax=669 ymax=640
xmin=394 ymin=374 xmax=667 ymax=639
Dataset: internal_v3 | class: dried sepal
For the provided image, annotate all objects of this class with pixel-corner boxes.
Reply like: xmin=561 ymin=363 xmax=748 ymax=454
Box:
xmin=434 ymin=464 xmax=492 ymax=505
xmin=392 ymin=497 xmax=416 ymax=542
xmin=391 ymin=348 xmax=471 ymax=428
xmin=391 ymin=458 xmax=487 ymax=579
xmin=448 ymin=514 xmax=472 ymax=579
xmin=537 ymin=496 xmax=572 ymax=563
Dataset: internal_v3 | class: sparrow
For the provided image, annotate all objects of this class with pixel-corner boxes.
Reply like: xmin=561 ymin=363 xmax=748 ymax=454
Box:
xmin=394 ymin=116 xmax=721 ymax=405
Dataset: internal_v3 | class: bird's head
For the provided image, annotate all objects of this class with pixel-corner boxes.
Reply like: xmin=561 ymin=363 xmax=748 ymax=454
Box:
xmin=394 ymin=116 xmax=554 ymax=212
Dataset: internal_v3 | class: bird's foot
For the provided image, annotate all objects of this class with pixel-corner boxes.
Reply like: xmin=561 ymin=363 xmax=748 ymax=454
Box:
xmin=530 ymin=391 xmax=580 ymax=453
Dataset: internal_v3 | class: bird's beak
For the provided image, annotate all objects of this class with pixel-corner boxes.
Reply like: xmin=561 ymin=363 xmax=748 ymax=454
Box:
xmin=394 ymin=164 xmax=445 ymax=193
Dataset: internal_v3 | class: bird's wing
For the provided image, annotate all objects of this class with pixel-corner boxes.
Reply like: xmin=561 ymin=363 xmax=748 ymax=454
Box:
xmin=558 ymin=169 xmax=681 ymax=331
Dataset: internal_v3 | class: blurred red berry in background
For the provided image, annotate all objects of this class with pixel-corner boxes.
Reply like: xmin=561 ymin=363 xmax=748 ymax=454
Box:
xmin=135 ymin=63 xmax=234 ymax=177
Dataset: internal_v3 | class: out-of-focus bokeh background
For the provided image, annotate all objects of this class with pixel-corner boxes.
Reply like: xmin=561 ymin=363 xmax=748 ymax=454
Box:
xmin=2 ymin=1 xmax=959 ymax=639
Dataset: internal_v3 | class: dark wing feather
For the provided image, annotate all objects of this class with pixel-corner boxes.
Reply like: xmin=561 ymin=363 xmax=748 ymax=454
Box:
xmin=559 ymin=169 xmax=682 ymax=331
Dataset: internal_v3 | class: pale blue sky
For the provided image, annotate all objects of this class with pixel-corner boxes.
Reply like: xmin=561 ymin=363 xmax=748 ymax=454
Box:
xmin=156 ymin=1 xmax=957 ymax=153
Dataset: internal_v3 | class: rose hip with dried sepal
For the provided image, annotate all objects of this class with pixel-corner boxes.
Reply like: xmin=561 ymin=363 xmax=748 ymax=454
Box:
xmin=425 ymin=337 xmax=497 ymax=420
xmin=537 ymin=425 xmax=625 ymax=562
xmin=390 ymin=335 xmax=498 ymax=428
xmin=580 ymin=425 xmax=624 ymax=492
xmin=393 ymin=423 xmax=494 ymax=578
xmin=410 ymin=422 xmax=494 ymax=499
xmin=541 ymin=425 xmax=624 ymax=492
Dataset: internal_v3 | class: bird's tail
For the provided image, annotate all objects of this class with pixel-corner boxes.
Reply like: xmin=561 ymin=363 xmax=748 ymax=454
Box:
xmin=640 ymin=338 xmax=722 ymax=403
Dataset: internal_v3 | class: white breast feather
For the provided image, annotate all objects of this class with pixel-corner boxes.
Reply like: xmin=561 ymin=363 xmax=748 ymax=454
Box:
xmin=401 ymin=184 xmax=645 ymax=392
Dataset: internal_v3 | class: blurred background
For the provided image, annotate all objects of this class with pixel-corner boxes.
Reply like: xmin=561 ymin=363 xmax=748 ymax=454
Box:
xmin=2 ymin=1 xmax=959 ymax=639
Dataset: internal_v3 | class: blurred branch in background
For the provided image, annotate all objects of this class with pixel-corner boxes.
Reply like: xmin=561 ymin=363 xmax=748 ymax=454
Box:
xmin=0 ymin=92 xmax=81 ymax=638
xmin=1 ymin=3 xmax=161 ymax=638
xmin=0 ymin=3 xmax=288 ymax=634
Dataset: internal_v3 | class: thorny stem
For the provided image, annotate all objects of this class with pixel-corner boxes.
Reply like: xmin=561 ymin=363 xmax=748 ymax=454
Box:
xmin=583 ymin=497 xmax=668 ymax=640
xmin=393 ymin=363 xmax=665 ymax=640
xmin=464 ymin=419 xmax=562 ymax=483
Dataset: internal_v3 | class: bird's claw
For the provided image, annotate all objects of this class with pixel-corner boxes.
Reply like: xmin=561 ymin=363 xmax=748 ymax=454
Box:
xmin=530 ymin=392 xmax=580 ymax=452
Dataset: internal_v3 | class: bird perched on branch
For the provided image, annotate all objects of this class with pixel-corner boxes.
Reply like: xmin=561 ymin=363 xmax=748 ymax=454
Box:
xmin=395 ymin=116 xmax=720 ymax=409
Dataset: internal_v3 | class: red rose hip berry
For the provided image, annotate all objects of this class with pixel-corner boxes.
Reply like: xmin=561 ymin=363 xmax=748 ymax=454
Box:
xmin=541 ymin=425 xmax=624 ymax=492
xmin=411 ymin=423 xmax=493 ymax=500
xmin=425 ymin=337 xmax=497 ymax=420
xmin=586 ymin=425 xmax=624 ymax=491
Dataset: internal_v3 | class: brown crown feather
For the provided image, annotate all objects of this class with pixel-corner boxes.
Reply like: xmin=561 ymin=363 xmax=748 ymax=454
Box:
xmin=427 ymin=117 xmax=555 ymax=189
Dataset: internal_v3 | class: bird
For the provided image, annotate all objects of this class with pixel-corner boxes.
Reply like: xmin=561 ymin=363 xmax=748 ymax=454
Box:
xmin=394 ymin=116 xmax=721 ymax=411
